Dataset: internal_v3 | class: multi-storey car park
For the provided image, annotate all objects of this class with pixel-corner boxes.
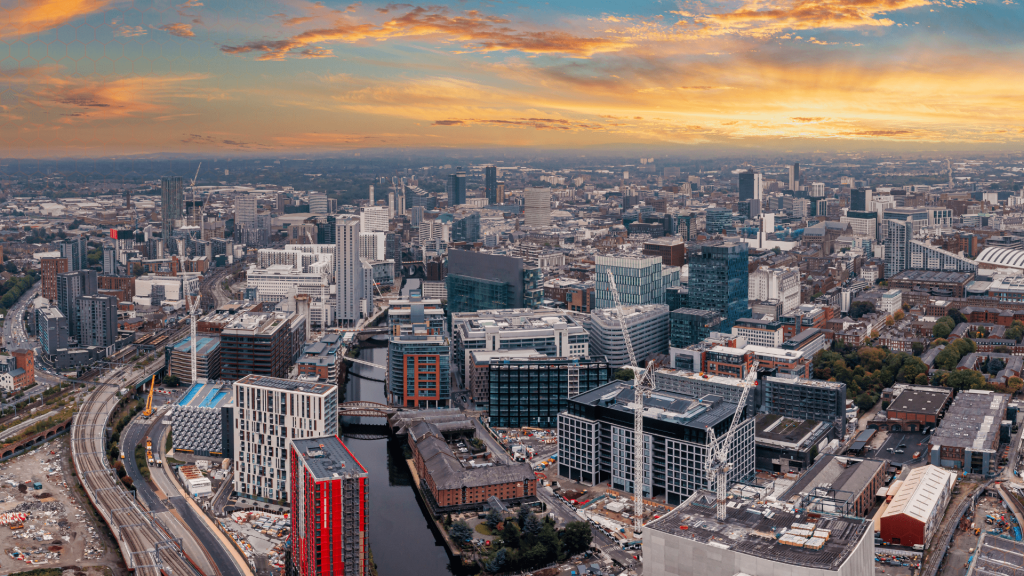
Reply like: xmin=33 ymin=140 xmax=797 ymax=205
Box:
xmin=172 ymin=379 xmax=235 ymax=457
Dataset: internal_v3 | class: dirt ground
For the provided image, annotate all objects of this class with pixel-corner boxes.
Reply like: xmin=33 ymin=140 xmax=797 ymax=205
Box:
xmin=0 ymin=436 xmax=123 ymax=575
xmin=940 ymin=491 xmax=1008 ymax=576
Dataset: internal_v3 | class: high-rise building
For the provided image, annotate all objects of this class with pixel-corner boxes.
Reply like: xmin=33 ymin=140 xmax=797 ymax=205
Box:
xmin=810 ymin=182 xmax=826 ymax=197
xmin=450 ymin=212 xmax=480 ymax=243
xmin=524 ymin=187 xmax=552 ymax=227
xmin=334 ymin=217 xmax=363 ymax=328
xmin=594 ymin=254 xmax=664 ymax=309
xmin=56 ymin=269 xmax=97 ymax=343
xmin=851 ymin=188 xmax=872 ymax=212
xmin=290 ymin=436 xmax=369 ymax=576
xmin=748 ymin=266 xmax=801 ymax=315
xmin=162 ymin=177 xmax=184 ymax=248
xmin=588 ymin=304 xmax=670 ymax=366
xmin=232 ymin=375 xmax=338 ymax=502
xmin=220 ymin=310 xmax=307 ymax=380
xmin=642 ymin=237 xmax=687 ymax=267
xmin=359 ymin=206 xmax=389 ymax=233
xmin=738 ymin=170 xmax=755 ymax=201
xmin=705 ymin=207 xmax=735 ymax=234
xmin=486 ymin=354 xmax=611 ymax=428
xmin=359 ymin=232 xmax=386 ymax=261
xmin=446 ymin=168 xmax=467 ymax=206
xmin=235 ymin=193 xmax=258 ymax=229
xmin=789 ymin=163 xmax=800 ymax=191
xmin=77 ymin=294 xmax=117 ymax=349
xmin=669 ymin=308 xmax=722 ymax=348
xmin=387 ymin=329 xmax=451 ymax=408
xmin=688 ymin=242 xmax=750 ymax=332
xmin=35 ymin=306 xmax=68 ymax=356
xmin=484 ymin=165 xmax=498 ymax=204
xmin=884 ymin=220 xmax=977 ymax=278
xmin=102 ymin=244 xmax=117 ymax=275
xmin=495 ymin=181 xmax=505 ymax=204
xmin=41 ymin=257 xmax=68 ymax=301
xmin=445 ymin=250 xmax=542 ymax=315
xmin=58 ymin=237 xmax=88 ymax=271
xmin=309 ymin=193 xmax=331 ymax=215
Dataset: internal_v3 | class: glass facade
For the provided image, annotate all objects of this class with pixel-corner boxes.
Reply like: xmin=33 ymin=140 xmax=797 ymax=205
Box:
xmin=451 ymin=212 xmax=480 ymax=243
xmin=388 ymin=335 xmax=451 ymax=408
xmin=688 ymin=242 xmax=750 ymax=332
xmin=447 ymin=274 xmax=513 ymax=314
xmin=669 ymin=308 xmax=721 ymax=348
xmin=595 ymin=255 xmax=664 ymax=309
xmin=705 ymin=207 xmax=735 ymax=233
xmin=488 ymin=357 xmax=610 ymax=428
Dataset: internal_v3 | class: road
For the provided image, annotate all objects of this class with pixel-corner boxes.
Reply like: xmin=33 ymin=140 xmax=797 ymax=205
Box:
xmin=1 ymin=283 xmax=37 ymax=351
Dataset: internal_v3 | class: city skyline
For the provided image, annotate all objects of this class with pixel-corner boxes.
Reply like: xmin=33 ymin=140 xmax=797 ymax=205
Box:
xmin=2 ymin=0 xmax=1023 ymax=157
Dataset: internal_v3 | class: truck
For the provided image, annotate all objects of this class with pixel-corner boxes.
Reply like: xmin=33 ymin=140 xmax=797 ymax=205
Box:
xmin=913 ymin=544 xmax=925 ymax=551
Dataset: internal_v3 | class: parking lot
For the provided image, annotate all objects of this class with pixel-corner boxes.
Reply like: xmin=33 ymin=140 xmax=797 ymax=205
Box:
xmin=869 ymin=432 xmax=930 ymax=464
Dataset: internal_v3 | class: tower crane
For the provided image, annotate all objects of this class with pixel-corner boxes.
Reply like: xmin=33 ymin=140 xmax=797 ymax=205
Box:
xmin=704 ymin=359 xmax=759 ymax=521
xmin=606 ymin=272 xmax=656 ymax=535
xmin=142 ymin=374 xmax=157 ymax=417
xmin=185 ymin=276 xmax=202 ymax=386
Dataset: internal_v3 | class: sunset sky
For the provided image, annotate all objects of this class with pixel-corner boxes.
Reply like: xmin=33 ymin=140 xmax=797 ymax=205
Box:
xmin=1 ymin=0 xmax=1023 ymax=156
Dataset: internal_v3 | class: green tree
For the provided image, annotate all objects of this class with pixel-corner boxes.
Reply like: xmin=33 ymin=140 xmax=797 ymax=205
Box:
xmin=613 ymin=368 xmax=636 ymax=381
xmin=562 ymin=521 xmax=593 ymax=555
xmin=854 ymin=392 xmax=876 ymax=411
xmin=502 ymin=520 xmax=521 ymax=549
xmin=912 ymin=342 xmax=925 ymax=356
xmin=449 ymin=521 xmax=473 ymax=547
xmin=933 ymin=347 xmax=960 ymax=371
xmin=849 ymin=301 xmax=877 ymax=319
xmin=486 ymin=509 xmax=502 ymax=530
xmin=914 ymin=373 xmax=929 ymax=386
xmin=933 ymin=316 xmax=955 ymax=338
xmin=946 ymin=369 xmax=985 ymax=390
xmin=948 ymin=309 xmax=966 ymax=325
xmin=485 ymin=548 xmax=509 ymax=573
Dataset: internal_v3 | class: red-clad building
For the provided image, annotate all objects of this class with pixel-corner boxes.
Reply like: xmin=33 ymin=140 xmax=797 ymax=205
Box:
xmin=290 ymin=436 xmax=369 ymax=576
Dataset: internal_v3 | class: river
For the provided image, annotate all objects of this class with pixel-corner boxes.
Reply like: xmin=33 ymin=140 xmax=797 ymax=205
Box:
xmin=341 ymin=278 xmax=458 ymax=576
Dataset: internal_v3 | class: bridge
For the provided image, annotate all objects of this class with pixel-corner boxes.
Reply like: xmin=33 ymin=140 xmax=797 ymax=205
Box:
xmin=344 ymin=357 xmax=388 ymax=371
xmin=338 ymin=401 xmax=399 ymax=418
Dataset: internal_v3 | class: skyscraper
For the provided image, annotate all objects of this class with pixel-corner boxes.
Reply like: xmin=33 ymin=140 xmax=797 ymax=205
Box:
xmin=56 ymin=269 xmax=97 ymax=343
xmin=359 ymin=206 xmax=389 ymax=233
xmin=789 ymin=163 xmax=800 ymax=191
xmin=524 ymin=187 xmax=551 ymax=227
xmin=334 ymin=216 xmax=362 ymax=327
xmin=594 ymin=254 xmax=664 ymax=309
xmin=41 ymin=257 xmax=68 ymax=301
xmin=235 ymin=193 xmax=258 ymax=229
xmin=496 ymin=181 xmax=505 ymax=204
xmin=451 ymin=212 xmax=480 ymax=243
xmin=688 ymin=242 xmax=750 ymax=332
xmin=447 ymin=167 xmax=467 ymax=206
xmin=161 ymin=177 xmax=184 ymax=248
xmin=77 ymin=294 xmax=117 ymax=349
xmin=485 ymin=165 xmax=498 ymax=204
xmin=738 ymin=171 xmax=755 ymax=201
xmin=58 ymin=237 xmax=88 ymax=271
xmin=851 ymin=188 xmax=872 ymax=212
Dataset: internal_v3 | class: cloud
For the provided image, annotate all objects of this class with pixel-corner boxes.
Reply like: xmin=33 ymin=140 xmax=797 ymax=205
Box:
xmin=221 ymin=6 xmax=634 ymax=60
xmin=116 ymin=25 xmax=147 ymax=37
xmin=432 ymin=117 xmax=606 ymax=130
xmin=0 ymin=0 xmax=115 ymax=40
xmin=157 ymin=23 xmax=196 ymax=37
xmin=687 ymin=0 xmax=933 ymax=37
xmin=299 ymin=47 xmax=335 ymax=58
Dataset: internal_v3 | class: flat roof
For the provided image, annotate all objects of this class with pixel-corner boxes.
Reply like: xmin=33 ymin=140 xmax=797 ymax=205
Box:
xmin=178 ymin=381 xmax=234 ymax=409
xmin=646 ymin=490 xmax=872 ymax=571
xmin=850 ymin=429 xmax=876 ymax=452
xmin=755 ymin=414 xmax=826 ymax=449
xmin=571 ymin=381 xmax=738 ymax=429
xmin=171 ymin=336 xmax=220 ymax=357
xmin=967 ymin=534 xmax=1024 ymax=576
xmin=930 ymin=390 xmax=1008 ymax=451
xmin=888 ymin=387 xmax=952 ymax=416
xmin=888 ymin=270 xmax=974 ymax=284
xmin=234 ymin=374 xmax=336 ymax=396
xmin=293 ymin=436 xmax=367 ymax=481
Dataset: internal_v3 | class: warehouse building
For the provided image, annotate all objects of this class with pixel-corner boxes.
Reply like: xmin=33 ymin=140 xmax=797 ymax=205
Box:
xmin=172 ymin=380 xmax=234 ymax=457
xmin=780 ymin=454 xmax=889 ymax=518
xmin=558 ymin=381 xmax=754 ymax=505
xmin=755 ymin=414 xmax=838 ymax=473
xmin=928 ymin=390 xmax=1010 ymax=476
xmin=880 ymin=385 xmax=953 ymax=432
xmin=167 ymin=335 xmax=222 ymax=385
xmin=879 ymin=465 xmax=956 ymax=548
xmin=643 ymin=490 xmax=875 ymax=576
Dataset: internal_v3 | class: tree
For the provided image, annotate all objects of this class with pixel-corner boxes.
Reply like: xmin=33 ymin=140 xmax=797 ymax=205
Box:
xmin=502 ymin=520 xmax=521 ymax=549
xmin=869 ymin=329 xmax=879 ymax=342
xmin=885 ymin=315 xmax=895 ymax=327
xmin=912 ymin=342 xmax=925 ymax=356
xmin=854 ymin=392 xmax=876 ymax=412
xmin=772 ymin=246 xmax=782 ymax=255
xmin=933 ymin=347 xmax=960 ymax=371
xmin=933 ymin=316 xmax=955 ymax=339
xmin=948 ymin=309 xmax=966 ymax=325
xmin=486 ymin=509 xmax=502 ymax=530
xmin=449 ymin=521 xmax=473 ymax=547
xmin=894 ymin=310 xmax=905 ymax=321
xmin=946 ymin=369 xmax=985 ymax=391
xmin=522 ymin=513 xmax=543 ymax=540
xmin=163 ymin=375 xmax=180 ymax=387
xmin=613 ymin=368 xmax=636 ymax=381
xmin=914 ymin=373 xmax=929 ymax=386
xmin=994 ymin=345 xmax=1012 ymax=354
xmin=1007 ymin=377 xmax=1024 ymax=394
xmin=485 ymin=548 xmax=509 ymax=573
xmin=849 ymin=301 xmax=877 ymax=319
xmin=562 ymin=521 xmax=593 ymax=555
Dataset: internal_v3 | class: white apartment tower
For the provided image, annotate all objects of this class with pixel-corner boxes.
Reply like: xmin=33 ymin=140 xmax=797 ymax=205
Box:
xmin=748 ymin=266 xmax=802 ymax=315
xmin=360 ymin=206 xmax=389 ymax=233
xmin=235 ymin=194 xmax=258 ymax=228
xmin=810 ymin=182 xmax=826 ymax=197
xmin=334 ymin=216 xmax=363 ymax=328
xmin=524 ymin=187 xmax=552 ymax=227
xmin=359 ymin=232 xmax=386 ymax=261
xmin=232 ymin=375 xmax=338 ymax=503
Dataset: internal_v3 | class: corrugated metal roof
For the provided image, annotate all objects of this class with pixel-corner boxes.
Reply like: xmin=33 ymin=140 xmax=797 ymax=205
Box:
xmin=881 ymin=465 xmax=955 ymax=524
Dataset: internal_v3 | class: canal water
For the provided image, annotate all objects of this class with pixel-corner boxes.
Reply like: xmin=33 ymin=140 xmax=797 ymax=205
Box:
xmin=341 ymin=278 xmax=458 ymax=576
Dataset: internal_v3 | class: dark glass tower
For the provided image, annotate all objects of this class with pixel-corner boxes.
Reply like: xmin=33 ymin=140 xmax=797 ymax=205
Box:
xmin=485 ymin=165 xmax=498 ymax=204
xmin=688 ymin=242 xmax=750 ymax=332
xmin=738 ymin=171 xmax=755 ymax=201
xmin=447 ymin=167 xmax=467 ymax=206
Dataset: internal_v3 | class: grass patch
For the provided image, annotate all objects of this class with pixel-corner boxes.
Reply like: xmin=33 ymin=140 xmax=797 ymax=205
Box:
xmin=166 ymin=428 xmax=173 ymax=452
xmin=166 ymin=457 xmax=185 ymax=466
xmin=475 ymin=523 xmax=493 ymax=535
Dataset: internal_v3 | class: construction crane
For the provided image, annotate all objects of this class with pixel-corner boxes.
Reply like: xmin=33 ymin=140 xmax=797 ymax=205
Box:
xmin=142 ymin=374 xmax=157 ymax=417
xmin=186 ymin=162 xmax=202 ymax=229
xmin=704 ymin=359 xmax=759 ymax=521
xmin=185 ymin=276 xmax=202 ymax=386
xmin=606 ymin=271 xmax=655 ymax=535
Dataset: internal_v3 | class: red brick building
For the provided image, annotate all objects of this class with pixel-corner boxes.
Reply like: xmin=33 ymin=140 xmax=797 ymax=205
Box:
xmin=41 ymin=257 xmax=68 ymax=301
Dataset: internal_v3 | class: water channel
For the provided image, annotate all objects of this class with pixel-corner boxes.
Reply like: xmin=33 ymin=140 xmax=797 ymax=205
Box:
xmin=341 ymin=278 xmax=459 ymax=576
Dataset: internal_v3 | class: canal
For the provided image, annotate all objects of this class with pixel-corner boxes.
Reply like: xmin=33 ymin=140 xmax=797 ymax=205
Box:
xmin=341 ymin=278 xmax=458 ymax=576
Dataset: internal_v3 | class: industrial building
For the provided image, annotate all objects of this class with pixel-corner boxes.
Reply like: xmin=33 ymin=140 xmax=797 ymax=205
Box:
xmin=171 ymin=380 xmax=234 ymax=457
xmin=167 ymin=335 xmax=222 ymax=385
xmin=643 ymin=490 xmax=875 ymax=576
xmin=588 ymin=304 xmax=670 ymax=367
xmin=232 ymin=375 xmax=339 ymax=503
xmin=881 ymin=385 xmax=953 ymax=432
xmin=928 ymin=390 xmax=1010 ymax=476
xmin=486 ymin=354 xmax=611 ymax=428
xmin=755 ymin=414 xmax=838 ymax=473
xmin=558 ymin=381 xmax=754 ymax=505
xmin=290 ymin=436 xmax=369 ymax=576
xmin=879 ymin=465 xmax=956 ymax=548
xmin=780 ymin=454 xmax=889 ymax=518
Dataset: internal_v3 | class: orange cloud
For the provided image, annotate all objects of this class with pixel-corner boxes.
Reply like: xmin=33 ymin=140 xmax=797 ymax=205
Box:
xmin=158 ymin=22 xmax=195 ymax=37
xmin=690 ymin=0 xmax=933 ymax=37
xmin=0 ymin=0 xmax=115 ymax=39
xmin=221 ymin=6 xmax=634 ymax=60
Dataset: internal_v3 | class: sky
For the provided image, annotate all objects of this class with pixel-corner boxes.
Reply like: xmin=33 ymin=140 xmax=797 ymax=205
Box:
xmin=1 ymin=0 xmax=1023 ymax=157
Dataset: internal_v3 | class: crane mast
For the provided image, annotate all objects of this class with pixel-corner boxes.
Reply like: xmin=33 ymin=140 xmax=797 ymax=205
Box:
xmin=606 ymin=272 xmax=655 ymax=535
xmin=185 ymin=276 xmax=202 ymax=385
xmin=704 ymin=359 xmax=758 ymax=521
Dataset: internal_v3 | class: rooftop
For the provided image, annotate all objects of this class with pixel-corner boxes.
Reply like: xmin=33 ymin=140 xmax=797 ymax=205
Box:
xmin=929 ymin=390 xmax=1009 ymax=451
xmin=755 ymin=414 xmax=828 ymax=449
xmin=888 ymin=270 xmax=974 ymax=284
xmin=234 ymin=374 xmax=336 ymax=396
xmin=967 ymin=534 xmax=1024 ymax=576
xmin=293 ymin=436 xmax=367 ymax=481
xmin=887 ymin=386 xmax=952 ymax=416
xmin=453 ymin=308 xmax=587 ymax=336
xmin=177 ymin=380 xmax=234 ymax=409
xmin=646 ymin=490 xmax=872 ymax=571
xmin=571 ymin=381 xmax=739 ymax=429
xmin=171 ymin=336 xmax=221 ymax=357
xmin=780 ymin=455 xmax=888 ymax=514
xmin=881 ymin=465 xmax=955 ymax=524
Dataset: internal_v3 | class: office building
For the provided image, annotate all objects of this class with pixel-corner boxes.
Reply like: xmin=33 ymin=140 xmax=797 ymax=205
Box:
xmin=642 ymin=237 xmax=687 ymax=267
xmin=688 ymin=242 xmax=750 ymax=332
xmin=705 ymin=207 xmax=734 ymax=233
xmin=41 ymin=257 xmax=68 ymax=301
xmin=789 ymin=162 xmax=800 ymax=190
xmin=485 ymin=165 xmax=498 ymax=204
xmin=388 ymin=329 xmax=451 ymax=408
xmin=446 ymin=250 xmax=542 ymax=315
xmin=669 ymin=308 xmax=721 ymax=348
xmin=754 ymin=414 xmax=837 ymax=473
xmin=167 ymin=336 xmax=222 ymax=385
xmin=359 ymin=206 xmax=389 ymax=233
xmin=588 ymin=304 xmax=670 ymax=366
xmin=172 ymin=380 xmax=234 ymax=457
xmin=162 ymin=176 xmax=184 ymax=247
xmin=450 ymin=212 xmax=480 ymax=243
xmin=56 ymin=269 xmax=97 ymax=343
xmin=308 ymin=193 xmax=333 ymax=215
xmin=851 ymin=189 xmax=872 ymax=212
xmin=446 ymin=167 xmax=467 ymax=206
xmin=77 ymin=294 xmax=117 ymax=349
xmin=334 ymin=216 xmax=363 ymax=328
xmin=290 ymin=436 xmax=369 ymax=576
xmin=296 ymin=333 xmax=344 ymax=386
xmin=780 ymin=454 xmax=888 ymax=517
xmin=35 ymin=305 xmax=68 ymax=356
xmin=594 ymin=254 xmax=665 ymax=309
xmin=220 ymin=310 xmax=307 ymax=380
xmin=739 ymin=170 xmax=755 ymax=201
xmin=524 ymin=187 xmax=552 ymax=227
xmin=878 ymin=465 xmax=956 ymax=548
xmin=451 ymin=308 xmax=590 ymax=380
xmin=58 ymin=236 xmax=88 ymax=271
xmin=762 ymin=375 xmax=847 ymax=431
xmin=732 ymin=317 xmax=785 ymax=347
xmin=487 ymin=355 xmax=611 ymax=428
xmin=558 ymin=381 xmax=754 ymax=504
xmin=387 ymin=292 xmax=445 ymax=334
xmin=927 ymin=390 xmax=1009 ymax=476
xmin=233 ymin=375 xmax=339 ymax=502
xmin=749 ymin=266 xmax=801 ymax=315
xmin=884 ymin=220 xmax=977 ymax=278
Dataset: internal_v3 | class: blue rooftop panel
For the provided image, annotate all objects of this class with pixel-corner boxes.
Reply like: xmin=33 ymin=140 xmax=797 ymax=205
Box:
xmin=178 ymin=382 xmax=204 ymax=406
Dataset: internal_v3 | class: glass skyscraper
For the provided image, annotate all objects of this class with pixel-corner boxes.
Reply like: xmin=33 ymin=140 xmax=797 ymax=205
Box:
xmin=705 ymin=207 xmax=735 ymax=234
xmin=688 ymin=242 xmax=750 ymax=332
xmin=447 ymin=167 xmax=467 ymax=206
xmin=594 ymin=254 xmax=664 ymax=309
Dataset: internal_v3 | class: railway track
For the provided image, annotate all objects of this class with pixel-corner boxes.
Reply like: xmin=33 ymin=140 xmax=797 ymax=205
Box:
xmin=71 ymin=365 xmax=204 ymax=576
